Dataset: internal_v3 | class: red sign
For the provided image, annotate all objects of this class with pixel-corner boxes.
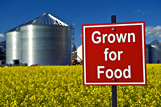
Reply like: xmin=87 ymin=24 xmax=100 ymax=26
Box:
xmin=82 ymin=22 xmax=147 ymax=85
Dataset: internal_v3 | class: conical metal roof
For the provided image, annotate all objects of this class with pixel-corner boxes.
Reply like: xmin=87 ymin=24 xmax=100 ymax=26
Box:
xmin=7 ymin=13 xmax=68 ymax=32
xmin=7 ymin=24 xmax=24 ymax=32
xmin=25 ymin=13 xmax=68 ymax=26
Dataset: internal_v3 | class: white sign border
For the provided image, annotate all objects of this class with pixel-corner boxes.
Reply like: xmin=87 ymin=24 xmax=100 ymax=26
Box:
xmin=83 ymin=22 xmax=146 ymax=85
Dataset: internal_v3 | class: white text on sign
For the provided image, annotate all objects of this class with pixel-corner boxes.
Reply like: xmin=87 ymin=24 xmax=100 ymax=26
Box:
xmin=92 ymin=31 xmax=135 ymax=44
xmin=104 ymin=48 xmax=123 ymax=61
xmin=91 ymin=31 xmax=135 ymax=80
xmin=97 ymin=65 xmax=131 ymax=79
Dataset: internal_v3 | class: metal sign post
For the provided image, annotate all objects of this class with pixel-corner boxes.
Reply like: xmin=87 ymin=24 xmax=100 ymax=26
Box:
xmin=111 ymin=15 xmax=117 ymax=107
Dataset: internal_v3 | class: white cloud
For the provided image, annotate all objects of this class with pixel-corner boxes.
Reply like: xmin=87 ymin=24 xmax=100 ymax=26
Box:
xmin=135 ymin=9 xmax=145 ymax=14
xmin=146 ymin=26 xmax=161 ymax=38
xmin=0 ymin=34 xmax=4 ymax=38
xmin=0 ymin=34 xmax=5 ymax=41
xmin=80 ymin=34 xmax=82 ymax=37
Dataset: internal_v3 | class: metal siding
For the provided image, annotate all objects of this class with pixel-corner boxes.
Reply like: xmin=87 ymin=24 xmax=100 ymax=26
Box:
xmin=6 ymin=31 xmax=21 ymax=64
xmin=150 ymin=45 xmax=161 ymax=63
xmin=146 ymin=45 xmax=150 ymax=63
xmin=21 ymin=25 xmax=71 ymax=65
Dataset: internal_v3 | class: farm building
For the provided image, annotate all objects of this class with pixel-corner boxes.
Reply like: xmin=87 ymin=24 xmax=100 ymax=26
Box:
xmin=77 ymin=45 xmax=82 ymax=63
xmin=6 ymin=13 xmax=72 ymax=66
xmin=146 ymin=40 xmax=161 ymax=63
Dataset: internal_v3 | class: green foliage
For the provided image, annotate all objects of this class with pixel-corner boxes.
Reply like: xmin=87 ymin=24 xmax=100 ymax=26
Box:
xmin=0 ymin=64 xmax=161 ymax=106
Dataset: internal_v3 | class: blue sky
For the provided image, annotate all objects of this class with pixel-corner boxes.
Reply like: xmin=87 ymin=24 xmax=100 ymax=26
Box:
xmin=0 ymin=0 xmax=161 ymax=47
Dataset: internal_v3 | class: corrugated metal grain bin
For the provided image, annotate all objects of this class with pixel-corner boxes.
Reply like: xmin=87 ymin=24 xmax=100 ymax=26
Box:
xmin=6 ymin=28 xmax=21 ymax=64
xmin=150 ymin=45 xmax=161 ymax=63
xmin=20 ymin=13 xmax=72 ymax=65
xmin=146 ymin=45 xmax=150 ymax=63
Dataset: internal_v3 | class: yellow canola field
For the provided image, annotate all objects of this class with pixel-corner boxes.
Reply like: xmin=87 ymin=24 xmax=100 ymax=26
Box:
xmin=0 ymin=64 xmax=161 ymax=106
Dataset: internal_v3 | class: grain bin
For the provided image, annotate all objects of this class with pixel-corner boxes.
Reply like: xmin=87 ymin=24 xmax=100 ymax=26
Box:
xmin=20 ymin=13 xmax=72 ymax=65
xmin=150 ymin=45 xmax=161 ymax=63
xmin=146 ymin=45 xmax=150 ymax=63
xmin=6 ymin=27 xmax=21 ymax=64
